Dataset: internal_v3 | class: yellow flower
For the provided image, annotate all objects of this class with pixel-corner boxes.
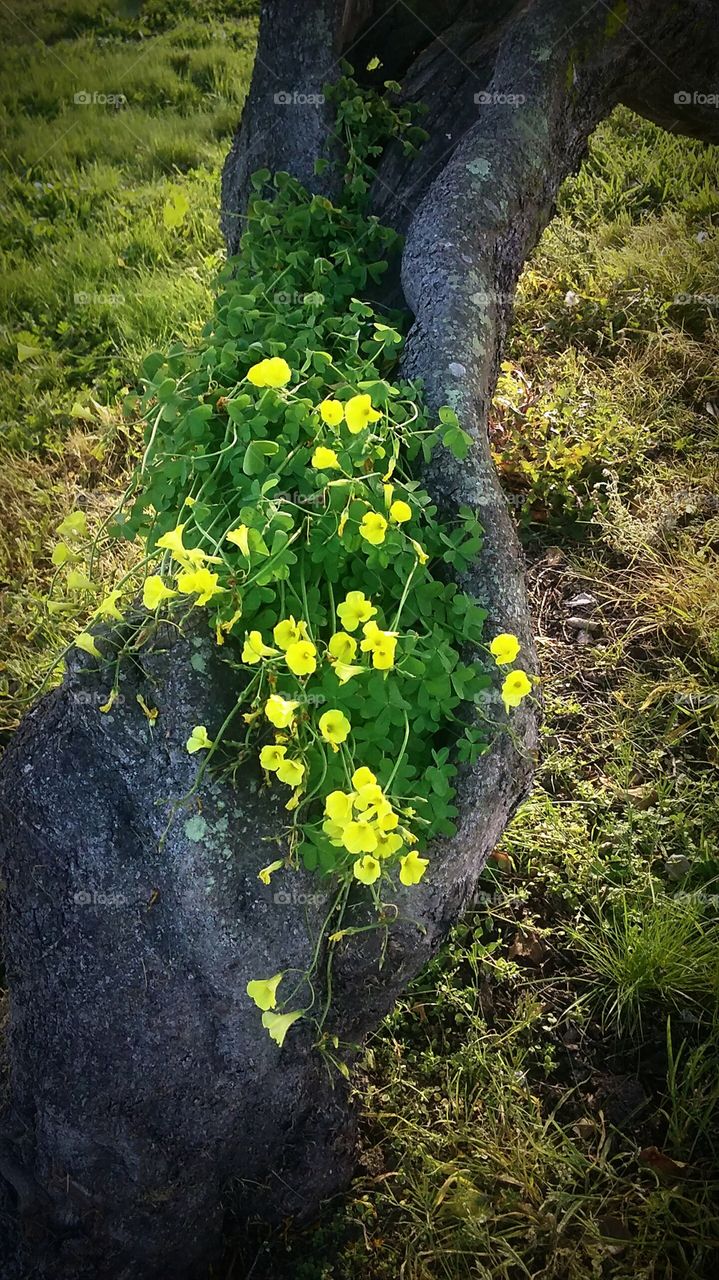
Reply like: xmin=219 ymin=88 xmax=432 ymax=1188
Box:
xmin=136 ymin=691 xmax=158 ymax=721
xmin=354 ymin=782 xmax=385 ymax=815
xmin=389 ymin=499 xmax=412 ymax=524
xmin=186 ymin=725 xmax=213 ymax=754
xmin=247 ymin=356 xmax=292 ymax=388
xmin=359 ymin=511 xmax=387 ymax=546
xmin=361 ymin=621 xmax=398 ymax=670
xmin=374 ymin=636 xmax=397 ymax=670
xmin=353 ymin=854 xmax=381 ymax=884
xmin=319 ymin=709 xmax=351 ymax=750
xmin=156 ymin=523 xmax=187 ymax=559
xmin=261 ymin=1009 xmax=302 ymax=1046
xmin=342 ymin=821 xmax=378 ymax=855
xmin=375 ymin=831 xmax=403 ymax=859
xmin=226 ymin=524 xmax=250 ymax=556
xmin=320 ymin=399 xmax=344 ymax=426
xmin=399 ymin=850 xmax=429 ymax=886
xmin=337 ymin=590 xmax=376 ymax=632
xmin=75 ymin=632 xmax=102 ymax=659
xmin=345 ymin=393 xmax=381 ymax=434
xmin=409 ymin=538 xmax=428 ymax=565
xmin=273 ymin=616 xmax=307 ymax=650
xmin=325 ymin=790 xmax=354 ymax=825
xmin=490 ymin=632 xmax=521 ymax=666
xmin=176 ymin=567 xmax=224 ymax=605
xmin=216 ymin=607 xmax=243 ymax=645
xmin=242 ymin=630 xmax=279 ymax=663
xmin=328 ymin=631 xmax=357 ymax=663
xmin=276 ymin=757 xmax=305 ymax=787
xmin=185 ymin=547 xmax=222 ymax=568
xmin=258 ymin=859 xmax=284 ymax=885
xmin=143 ymin=575 xmax=177 ymax=610
xmin=265 ymin=694 xmax=299 ymax=728
xmin=246 ymin=973 xmax=282 ymax=1011
xmin=323 ymin=819 xmax=345 ymax=845
xmin=501 ymin=669 xmax=532 ymax=712
xmin=311 ymin=446 xmax=340 ymax=470
xmin=285 ymin=640 xmax=317 ymax=677
xmin=94 ymin=589 xmax=123 ymax=621
xmin=351 ymin=766 xmax=376 ymax=790
xmin=333 ymin=661 xmax=365 ymax=684
xmin=260 ymin=743 xmax=287 ymax=772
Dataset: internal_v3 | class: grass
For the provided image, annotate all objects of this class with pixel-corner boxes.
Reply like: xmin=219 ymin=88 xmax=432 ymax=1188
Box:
xmin=2 ymin=5 xmax=719 ymax=1278
xmin=0 ymin=0 xmax=258 ymax=735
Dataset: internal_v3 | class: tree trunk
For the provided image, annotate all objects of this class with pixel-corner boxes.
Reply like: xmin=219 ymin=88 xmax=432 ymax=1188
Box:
xmin=2 ymin=2 xmax=717 ymax=1276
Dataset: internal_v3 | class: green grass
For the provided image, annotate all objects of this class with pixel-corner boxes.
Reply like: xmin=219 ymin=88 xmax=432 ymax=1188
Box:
xmin=0 ymin=0 xmax=258 ymax=733
xmin=2 ymin=6 xmax=719 ymax=1278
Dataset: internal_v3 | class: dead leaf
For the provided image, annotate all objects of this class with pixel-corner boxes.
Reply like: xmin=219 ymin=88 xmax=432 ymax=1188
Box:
xmin=508 ymin=930 xmax=548 ymax=966
xmin=638 ymin=1146 xmax=688 ymax=1178
xmin=489 ymin=848 xmax=513 ymax=870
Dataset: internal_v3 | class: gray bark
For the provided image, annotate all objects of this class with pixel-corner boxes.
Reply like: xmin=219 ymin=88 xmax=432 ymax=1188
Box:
xmin=2 ymin=1 xmax=718 ymax=1276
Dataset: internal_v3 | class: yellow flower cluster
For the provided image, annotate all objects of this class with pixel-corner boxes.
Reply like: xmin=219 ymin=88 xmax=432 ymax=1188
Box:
xmin=241 ymin=618 xmax=318 ymax=677
xmin=245 ymin=973 xmax=302 ymax=1047
xmin=318 ymin=393 xmax=380 ymax=434
xmin=258 ymin=698 xmax=351 ymax=805
xmin=142 ymin=524 xmax=225 ymax=610
xmin=320 ymin=767 xmax=428 ymax=887
xmin=235 ymin=595 xmax=398 ymax=690
xmin=488 ymin=632 xmax=535 ymax=713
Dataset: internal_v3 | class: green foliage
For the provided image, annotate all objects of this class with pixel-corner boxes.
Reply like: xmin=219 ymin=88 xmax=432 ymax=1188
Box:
xmin=573 ymin=892 xmax=719 ymax=1036
xmin=101 ymin=79 xmax=527 ymax=941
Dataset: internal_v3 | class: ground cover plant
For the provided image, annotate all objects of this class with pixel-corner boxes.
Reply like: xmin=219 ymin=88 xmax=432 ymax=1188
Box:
xmin=1 ymin=3 xmax=719 ymax=1277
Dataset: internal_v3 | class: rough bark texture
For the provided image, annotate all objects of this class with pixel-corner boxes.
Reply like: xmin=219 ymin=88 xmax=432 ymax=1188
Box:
xmin=2 ymin=1 xmax=718 ymax=1276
